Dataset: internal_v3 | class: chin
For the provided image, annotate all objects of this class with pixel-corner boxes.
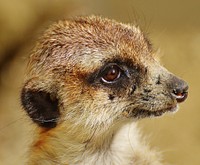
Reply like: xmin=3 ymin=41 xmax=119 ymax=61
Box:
xmin=125 ymin=104 xmax=179 ymax=119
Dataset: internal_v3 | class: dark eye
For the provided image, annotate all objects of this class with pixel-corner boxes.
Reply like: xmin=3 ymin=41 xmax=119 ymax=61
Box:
xmin=101 ymin=65 xmax=122 ymax=83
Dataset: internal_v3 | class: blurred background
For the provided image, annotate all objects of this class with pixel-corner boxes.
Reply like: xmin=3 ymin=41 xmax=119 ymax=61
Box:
xmin=0 ymin=0 xmax=199 ymax=164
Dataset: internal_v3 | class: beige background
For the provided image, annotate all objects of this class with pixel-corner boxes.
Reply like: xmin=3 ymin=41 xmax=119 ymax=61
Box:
xmin=0 ymin=0 xmax=199 ymax=164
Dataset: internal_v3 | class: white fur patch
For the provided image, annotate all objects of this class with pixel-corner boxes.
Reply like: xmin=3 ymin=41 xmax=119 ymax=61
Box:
xmin=78 ymin=122 xmax=162 ymax=165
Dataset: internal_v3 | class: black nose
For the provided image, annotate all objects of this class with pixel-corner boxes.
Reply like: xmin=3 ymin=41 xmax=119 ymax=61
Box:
xmin=170 ymin=76 xmax=188 ymax=103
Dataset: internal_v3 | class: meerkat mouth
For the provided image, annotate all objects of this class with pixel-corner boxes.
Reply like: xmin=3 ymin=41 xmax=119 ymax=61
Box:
xmin=123 ymin=104 xmax=178 ymax=119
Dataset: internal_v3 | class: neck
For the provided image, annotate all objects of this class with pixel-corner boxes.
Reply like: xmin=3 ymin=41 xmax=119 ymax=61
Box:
xmin=27 ymin=121 xmax=162 ymax=165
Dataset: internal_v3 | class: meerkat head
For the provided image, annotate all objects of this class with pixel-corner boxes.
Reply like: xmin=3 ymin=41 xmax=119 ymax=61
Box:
xmin=21 ymin=16 xmax=188 ymax=132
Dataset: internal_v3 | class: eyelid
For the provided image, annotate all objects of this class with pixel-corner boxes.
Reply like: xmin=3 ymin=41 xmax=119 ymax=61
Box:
xmin=102 ymin=63 xmax=120 ymax=70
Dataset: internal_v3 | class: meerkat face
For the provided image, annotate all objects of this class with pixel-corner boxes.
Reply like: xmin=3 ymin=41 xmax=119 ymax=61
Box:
xmin=21 ymin=16 xmax=188 ymax=129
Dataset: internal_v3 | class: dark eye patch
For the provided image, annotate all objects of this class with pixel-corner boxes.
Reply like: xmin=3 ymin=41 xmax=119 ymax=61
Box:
xmin=87 ymin=63 xmax=126 ymax=86
xmin=87 ymin=57 xmax=142 ymax=85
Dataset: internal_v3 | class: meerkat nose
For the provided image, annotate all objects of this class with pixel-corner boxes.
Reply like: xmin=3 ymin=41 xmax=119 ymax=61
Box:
xmin=170 ymin=77 xmax=188 ymax=103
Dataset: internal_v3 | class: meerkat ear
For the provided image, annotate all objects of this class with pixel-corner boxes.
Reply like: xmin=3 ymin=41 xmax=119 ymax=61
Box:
xmin=21 ymin=87 xmax=60 ymax=128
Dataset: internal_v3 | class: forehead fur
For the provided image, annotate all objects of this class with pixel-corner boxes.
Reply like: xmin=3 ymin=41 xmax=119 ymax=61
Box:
xmin=28 ymin=16 xmax=152 ymax=76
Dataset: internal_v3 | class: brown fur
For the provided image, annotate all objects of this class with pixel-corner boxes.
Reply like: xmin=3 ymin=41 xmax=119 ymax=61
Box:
xmin=21 ymin=16 xmax=188 ymax=164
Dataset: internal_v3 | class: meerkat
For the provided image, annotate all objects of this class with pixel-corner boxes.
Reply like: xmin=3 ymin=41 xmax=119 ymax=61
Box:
xmin=21 ymin=15 xmax=188 ymax=165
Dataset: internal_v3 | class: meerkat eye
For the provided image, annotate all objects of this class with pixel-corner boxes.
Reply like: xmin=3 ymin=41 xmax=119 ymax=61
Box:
xmin=101 ymin=65 xmax=122 ymax=83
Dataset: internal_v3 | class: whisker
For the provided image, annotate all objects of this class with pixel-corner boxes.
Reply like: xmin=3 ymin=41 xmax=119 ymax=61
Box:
xmin=0 ymin=117 xmax=24 ymax=131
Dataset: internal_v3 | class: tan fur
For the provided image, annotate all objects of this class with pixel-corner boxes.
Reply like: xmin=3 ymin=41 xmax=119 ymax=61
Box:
xmin=21 ymin=16 xmax=188 ymax=164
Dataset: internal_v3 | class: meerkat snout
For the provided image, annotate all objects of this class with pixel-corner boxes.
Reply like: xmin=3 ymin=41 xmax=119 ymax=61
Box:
xmin=169 ymin=75 xmax=188 ymax=103
xmin=20 ymin=16 xmax=188 ymax=164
